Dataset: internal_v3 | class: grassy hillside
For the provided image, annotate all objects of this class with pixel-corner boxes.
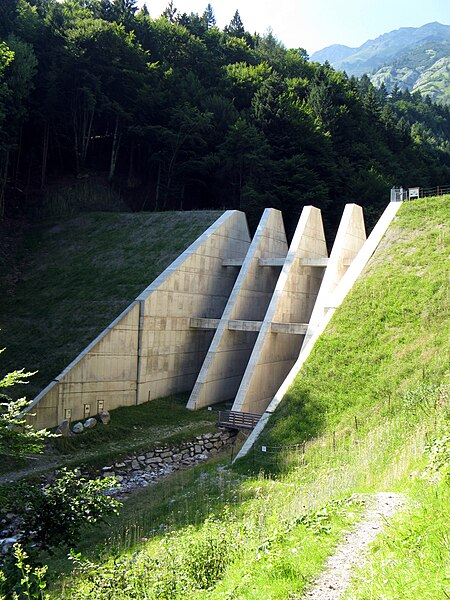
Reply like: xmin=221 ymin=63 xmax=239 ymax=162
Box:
xmin=263 ymin=195 xmax=449 ymax=446
xmin=0 ymin=197 xmax=447 ymax=598
xmin=0 ymin=211 xmax=221 ymax=398
xmin=25 ymin=196 xmax=448 ymax=600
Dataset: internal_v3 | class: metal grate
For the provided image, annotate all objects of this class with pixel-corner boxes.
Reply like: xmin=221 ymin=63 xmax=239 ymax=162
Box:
xmin=217 ymin=410 xmax=262 ymax=430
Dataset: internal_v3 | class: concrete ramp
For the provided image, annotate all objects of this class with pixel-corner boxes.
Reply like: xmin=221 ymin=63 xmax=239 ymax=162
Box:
xmin=187 ymin=208 xmax=287 ymax=410
xmin=231 ymin=206 xmax=327 ymax=415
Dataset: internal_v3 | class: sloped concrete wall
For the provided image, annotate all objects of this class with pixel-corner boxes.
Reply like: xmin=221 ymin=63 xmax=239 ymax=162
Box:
xmin=187 ymin=208 xmax=288 ymax=409
xmin=301 ymin=203 xmax=366 ymax=349
xmin=136 ymin=210 xmax=251 ymax=403
xmin=26 ymin=211 xmax=249 ymax=429
xmin=235 ymin=201 xmax=403 ymax=461
xmin=27 ymin=303 xmax=140 ymax=430
xmin=231 ymin=206 xmax=328 ymax=415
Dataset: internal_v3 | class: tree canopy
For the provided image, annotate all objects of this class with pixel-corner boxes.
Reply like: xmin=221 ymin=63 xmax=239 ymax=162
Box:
xmin=0 ymin=0 xmax=449 ymax=234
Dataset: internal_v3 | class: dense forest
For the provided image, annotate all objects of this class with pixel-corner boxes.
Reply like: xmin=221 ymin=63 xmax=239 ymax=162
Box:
xmin=1 ymin=0 xmax=450 ymax=235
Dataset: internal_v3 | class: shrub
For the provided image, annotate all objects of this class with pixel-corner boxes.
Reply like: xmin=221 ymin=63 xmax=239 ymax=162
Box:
xmin=11 ymin=469 xmax=122 ymax=549
xmin=0 ymin=350 xmax=51 ymax=458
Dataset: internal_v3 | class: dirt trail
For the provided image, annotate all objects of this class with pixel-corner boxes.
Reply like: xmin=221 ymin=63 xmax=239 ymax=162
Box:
xmin=303 ymin=492 xmax=405 ymax=600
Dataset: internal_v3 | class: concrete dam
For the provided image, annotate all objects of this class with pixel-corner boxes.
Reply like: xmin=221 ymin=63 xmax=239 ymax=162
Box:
xmin=26 ymin=203 xmax=402 ymax=430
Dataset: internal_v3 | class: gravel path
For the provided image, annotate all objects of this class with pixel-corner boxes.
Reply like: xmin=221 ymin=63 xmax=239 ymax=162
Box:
xmin=303 ymin=492 xmax=405 ymax=600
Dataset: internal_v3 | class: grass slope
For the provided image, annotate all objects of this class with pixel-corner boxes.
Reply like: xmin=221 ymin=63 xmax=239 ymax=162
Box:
xmin=263 ymin=195 xmax=449 ymax=447
xmin=0 ymin=211 xmax=221 ymax=398
xmin=2 ymin=197 xmax=449 ymax=599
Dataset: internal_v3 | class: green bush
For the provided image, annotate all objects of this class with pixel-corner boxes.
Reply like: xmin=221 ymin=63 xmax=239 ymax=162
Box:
xmin=11 ymin=469 xmax=122 ymax=549
xmin=0 ymin=350 xmax=50 ymax=458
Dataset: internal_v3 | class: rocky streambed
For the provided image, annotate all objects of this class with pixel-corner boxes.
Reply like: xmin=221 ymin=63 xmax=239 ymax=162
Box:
xmin=0 ymin=428 xmax=238 ymax=552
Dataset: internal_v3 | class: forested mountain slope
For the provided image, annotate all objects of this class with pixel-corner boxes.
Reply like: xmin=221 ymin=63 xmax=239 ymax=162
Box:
xmin=312 ymin=22 xmax=450 ymax=104
xmin=0 ymin=3 xmax=450 ymax=237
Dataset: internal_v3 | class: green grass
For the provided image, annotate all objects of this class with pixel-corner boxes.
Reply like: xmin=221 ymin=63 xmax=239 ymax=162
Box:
xmin=262 ymin=195 xmax=449 ymax=448
xmin=2 ymin=197 xmax=449 ymax=599
xmin=0 ymin=393 xmax=222 ymax=477
xmin=0 ymin=210 xmax=221 ymax=399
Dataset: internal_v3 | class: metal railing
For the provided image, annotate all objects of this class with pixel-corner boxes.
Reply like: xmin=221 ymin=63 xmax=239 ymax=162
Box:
xmin=391 ymin=185 xmax=450 ymax=202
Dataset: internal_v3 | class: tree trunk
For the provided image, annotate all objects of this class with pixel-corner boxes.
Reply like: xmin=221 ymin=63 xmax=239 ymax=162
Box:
xmin=108 ymin=115 xmax=121 ymax=182
xmin=155 ymin=162 xmax=162 ymax=211
xmin=40 ymin=122 xmax=49 ymax=190
xmin=0 ymin=150 xmax=10 ymax=220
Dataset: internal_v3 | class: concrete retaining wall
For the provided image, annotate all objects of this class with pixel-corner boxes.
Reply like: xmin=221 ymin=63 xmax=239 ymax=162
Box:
xmin=26 ymin=211 xmax=250 ymax=429
xmin=231 ymin=206 xmax=328 ymax=414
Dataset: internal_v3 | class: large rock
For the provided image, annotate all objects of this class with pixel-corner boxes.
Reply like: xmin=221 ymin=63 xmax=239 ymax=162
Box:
xmin=98 ymin=410 xmax=111 ymax=425
xmin=84 ymin=417 xmax=97 ymax=429
xmin=72 ymin=422 xmax=84 ymax=434
xmin=55 ymin=419 xmax=73 ymax=437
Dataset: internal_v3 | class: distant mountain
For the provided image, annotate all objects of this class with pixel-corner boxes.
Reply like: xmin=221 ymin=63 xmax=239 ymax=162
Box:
xmin=311 ymin=22 xmax=450 ymax=103
xmin=310 ymin=44 xmax=355 ymax=64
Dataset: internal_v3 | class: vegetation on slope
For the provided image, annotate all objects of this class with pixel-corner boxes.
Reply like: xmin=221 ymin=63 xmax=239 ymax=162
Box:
xmin=0 ymin=210 xmax=221 ymax=398
xmin=3 ymin=197 xmax=443 ymax=599
xmin=1 ymin=3 xmax=450 ymax=236
xmin=371 ymin=40 xmax=450 ymax=104
xmin=263 ymin=195 xmax=449 ymax=447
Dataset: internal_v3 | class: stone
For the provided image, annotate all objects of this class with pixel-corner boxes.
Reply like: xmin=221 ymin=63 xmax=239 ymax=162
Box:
xmin=145 ymin=452 xmax=154 ymax=459
xmin=98 ymin=410 xmax=111 ymax=425
xmin=131 ymin=460 xmax=140 ymax=470
xmin=205 ymin=442 xmax=213 ymax=449
xmin=55 ymin=419 xmax=73 ymax=437
xmin=115 ymin=462 xmax=126 ymax=469
xmin=72 ymin=422 xmax=84 ymax=434
xmin=194 ymin=445 xmax=202 ymax=454
xmin=84 ymin=417 xmax=97 ymax=429
xmin=0 ymin=537 xmax=19 ymax=552
xmin=138 ymin=455 xmax=146 ymax=461
xmin=151 ymin=456 xmax=162 ymax=463
xmin=160 ymin=451 xmax=172 ymax=458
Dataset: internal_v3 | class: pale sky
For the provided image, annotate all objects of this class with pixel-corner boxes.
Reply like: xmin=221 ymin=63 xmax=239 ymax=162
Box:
xmin=140 ymin=0 xmax=450 ymax=54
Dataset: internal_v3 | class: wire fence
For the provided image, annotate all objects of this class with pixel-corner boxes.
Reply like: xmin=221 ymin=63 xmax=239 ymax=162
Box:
xmin=391 ymin=185 xmax=450 ymax=202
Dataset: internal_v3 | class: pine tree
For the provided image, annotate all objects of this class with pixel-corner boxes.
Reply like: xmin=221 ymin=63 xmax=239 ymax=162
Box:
xmin=225 ymin=10 xmax=245 ymax=38
xmin=202 ymin=3 xmax=216 ymax=29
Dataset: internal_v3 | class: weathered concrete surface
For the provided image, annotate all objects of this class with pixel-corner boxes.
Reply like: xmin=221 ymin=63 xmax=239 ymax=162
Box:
xmin=231 ymin=206 xmax=328 ymax=415
xmin=235 ymin=201 xmax=403 ymax=461
xmin=136 ymin=210 xmax=250 ymax=404
xmin=301 ymin=203 xmax=366 ymax=350
xmin=26 ymin=211 xmax=250 ymax=429
xmin=26 ymin=302 xmax=140 ymax=430
xmin=187 ymin=209 xmax=288 ymax=410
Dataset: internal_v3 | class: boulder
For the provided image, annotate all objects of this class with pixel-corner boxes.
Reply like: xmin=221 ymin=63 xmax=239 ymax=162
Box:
xmin=84 ymin=417 xmax=97 ymax=429
xmin=55 ymin=419 xmax=73 ymax=437
xmin=98 ymin=410 xmax=111 ymax=425
xmin=72 ymin=422 xmax=84 ymax=434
